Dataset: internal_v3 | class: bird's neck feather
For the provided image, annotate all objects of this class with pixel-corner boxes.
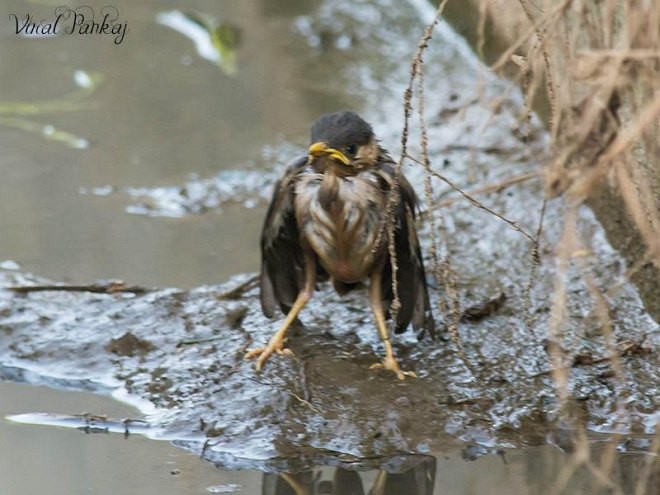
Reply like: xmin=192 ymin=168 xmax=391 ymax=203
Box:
xmin=318 ymin=169 xmax=341 ymax=214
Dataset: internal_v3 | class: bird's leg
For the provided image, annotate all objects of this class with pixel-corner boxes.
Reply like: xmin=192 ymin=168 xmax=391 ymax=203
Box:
xmin=368 ymin=271 xmax=417 ymax=380
xmin=279 ymin=473 xmax=311 ymax=495
xmin=246 ymin=253 xmax=316 ymax=372
xmin=368 ymin=470 xmax=387 ymax=495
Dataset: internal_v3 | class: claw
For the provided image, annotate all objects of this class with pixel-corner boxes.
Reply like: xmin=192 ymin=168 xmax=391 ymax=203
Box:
xmin=369 ymin=358 xmax=417 ymax=380
xmin=244 ymin=347 xmax=265 ymax=360
xmin=370 ymin=357 xmax=417 ymax=380
xmin=245 ymin=339 xmax=294 ymax=372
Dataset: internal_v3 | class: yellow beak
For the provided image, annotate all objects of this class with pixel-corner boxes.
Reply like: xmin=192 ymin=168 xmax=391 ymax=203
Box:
xmin=308 ymin=142 xmax=350 ymax=165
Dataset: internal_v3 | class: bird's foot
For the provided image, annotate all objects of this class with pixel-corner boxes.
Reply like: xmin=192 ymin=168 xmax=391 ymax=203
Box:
xmin=370 ymin=356 xmax=417 ymax=380
xmin=245 ymin=339 xmax=293 ymax=372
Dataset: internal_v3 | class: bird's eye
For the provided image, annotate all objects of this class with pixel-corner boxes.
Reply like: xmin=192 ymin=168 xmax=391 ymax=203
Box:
xmin=346 ymin=144 xmax=358 ymax=156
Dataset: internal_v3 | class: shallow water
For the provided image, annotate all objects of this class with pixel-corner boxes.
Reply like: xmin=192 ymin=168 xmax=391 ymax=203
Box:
xmin=4 ymin=380 xmax=653 ymax=495
xmin=0 ymin=0 xmax=327 ymax=287
xmin=0 ymin=381 xmax=260 ymax=495
xmin=0 ymin=0 xmax=657 ymax=493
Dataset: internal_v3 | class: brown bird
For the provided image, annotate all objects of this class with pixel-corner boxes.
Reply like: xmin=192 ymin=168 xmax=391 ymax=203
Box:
xmin=246 ymin=111 xmax=434 ymax=379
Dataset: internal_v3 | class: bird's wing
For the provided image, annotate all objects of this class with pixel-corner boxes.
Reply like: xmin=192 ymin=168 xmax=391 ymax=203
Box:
xmin=377 ymin=162 xmax=436 ymax=339
xmin=260 ymin=156 xmax=308 ymax=317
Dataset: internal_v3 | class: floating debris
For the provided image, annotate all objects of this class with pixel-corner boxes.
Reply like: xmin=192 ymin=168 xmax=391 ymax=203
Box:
xmin=156 ymin=10 xmax=241 ymax=76
xmin=0 ymin=260 xmax=21 ymax=271
xmin=0 ymin=70 xmax=102 ymax=148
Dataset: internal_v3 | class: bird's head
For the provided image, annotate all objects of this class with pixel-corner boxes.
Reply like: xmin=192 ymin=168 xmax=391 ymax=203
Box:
xmin=307 ymin=111 xmax=380 ymax=174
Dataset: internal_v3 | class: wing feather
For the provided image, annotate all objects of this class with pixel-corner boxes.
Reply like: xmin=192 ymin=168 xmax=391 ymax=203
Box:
xmin=260 ymin=157 xmax=307 ymax=317
xmin=378 ymin=162 xmax=436 ymax=339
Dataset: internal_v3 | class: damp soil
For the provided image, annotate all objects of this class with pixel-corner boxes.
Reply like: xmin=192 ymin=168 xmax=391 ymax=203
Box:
xmin=0 ymin=0 xmax=658 ymax=493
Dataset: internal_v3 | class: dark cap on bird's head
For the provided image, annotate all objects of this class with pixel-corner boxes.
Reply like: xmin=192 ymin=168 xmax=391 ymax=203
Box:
xmin=308 ymin=111 xmax=375 ymax=166
xmin=310 ymin=111 xmax=373 ymax=148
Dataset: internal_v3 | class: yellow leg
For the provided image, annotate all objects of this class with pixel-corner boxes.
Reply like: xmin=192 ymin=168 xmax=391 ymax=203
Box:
xmin=369 ymin=470 xmax=387 ymax=495
xmin=246 ymin=254 xmax=315 ymax=372
xmin=280 ymin=473 xmax=311 ymax=495
xmin=368 ymin=272 xmax=416 ymax=380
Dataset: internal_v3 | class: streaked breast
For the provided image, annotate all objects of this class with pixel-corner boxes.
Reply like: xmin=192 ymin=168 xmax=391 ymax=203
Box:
xmin=295 ymin=170 xmax=386 ymax=282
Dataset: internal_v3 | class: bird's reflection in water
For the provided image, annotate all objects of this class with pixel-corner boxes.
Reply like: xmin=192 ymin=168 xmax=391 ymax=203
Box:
xmin=262 ymin=456 xmax=436 ymax=495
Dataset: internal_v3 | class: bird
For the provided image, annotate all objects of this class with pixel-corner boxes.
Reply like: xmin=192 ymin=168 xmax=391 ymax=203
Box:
xmin=245 ymin=111 xmax=435 ymax=379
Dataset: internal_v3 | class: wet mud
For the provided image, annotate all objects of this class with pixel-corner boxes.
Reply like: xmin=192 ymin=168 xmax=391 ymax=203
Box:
xmin=0 ymin=0 xmax=658 ymax=481
xmin=1 ymin=189 xmax=657 ymax=474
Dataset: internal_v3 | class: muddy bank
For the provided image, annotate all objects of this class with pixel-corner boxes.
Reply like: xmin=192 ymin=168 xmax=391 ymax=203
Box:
xmin=1 ymin=0 xmax=658 ymax=477
xmin=1 ymin=192 xmax=657 ymax=473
